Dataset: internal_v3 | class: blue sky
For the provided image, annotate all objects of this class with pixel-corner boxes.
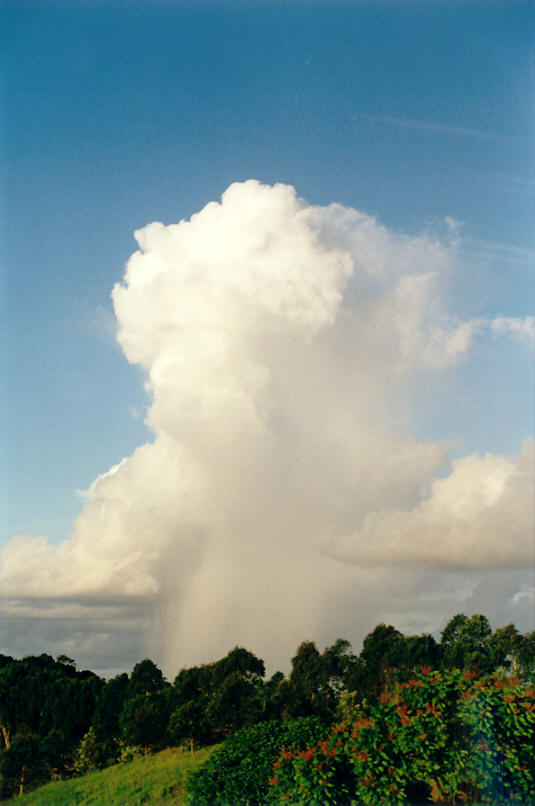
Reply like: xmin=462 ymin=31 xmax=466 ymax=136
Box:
xmin=2 ymin=1 xmax=534 ymax=672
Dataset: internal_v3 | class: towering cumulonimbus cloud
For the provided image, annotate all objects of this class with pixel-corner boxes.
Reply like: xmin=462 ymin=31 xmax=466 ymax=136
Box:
xmin=1 ymin=180 xmax=533 ymax=674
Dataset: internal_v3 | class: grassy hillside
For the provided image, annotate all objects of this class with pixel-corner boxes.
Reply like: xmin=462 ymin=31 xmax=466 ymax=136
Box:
xmin=6 ymin=747 xmax=216 ymax=806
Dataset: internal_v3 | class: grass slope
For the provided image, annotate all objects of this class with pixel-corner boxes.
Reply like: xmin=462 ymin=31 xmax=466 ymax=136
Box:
xmin=9 ymin=747 xmax=216 ymax=806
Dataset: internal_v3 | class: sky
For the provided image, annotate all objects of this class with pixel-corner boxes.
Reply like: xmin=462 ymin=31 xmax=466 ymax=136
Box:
xmin=1 ymin=0 xmax=534 ymax=678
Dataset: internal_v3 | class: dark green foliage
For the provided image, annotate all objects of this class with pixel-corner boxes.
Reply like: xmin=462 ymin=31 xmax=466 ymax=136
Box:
xmin=168 ymin=699 xmax=212 ymax=748
xmin=487 ymin=623 xmax=521 ymax=671
xmin=284 ymin=639 xmax=355 ymax=721
xmin=186 ymin=716 xmax=328 ymax=805
xmin=212 ymin=646 xmax=265 ymax=685
xmin=0 ymin=734 xmax=49 ymax=799
xmin=262 ymin=671 xmax=286 ymax=721
xmin=0 ymin=655 xmax=103 ymax=797
xmin=170 ymin=646 xmax=267 ymax=745
xmin=0 ymin=654 xmax=14 ymax=670
xmin=73 ymin=727 xmax=110 ymax=775
xmin=404 ymin=633 xmax=439 ymax=671
xmin=128 ymin=658 xmax=167 ymax=696
xmin=117 ymin=659 xmax=172 ymax=753
xmin=205 ymin=672 xmax=263 ymax=735
xmin=56 ymin=655 xmax=76 ymax=668
xmin=119 ymin=690 xmax=171 ymax=751
xmin=90 ymin=673 xmax=129 ymax=765
xmin=441 ymin=613 xmax=494 ymax=672
xmin=517 ymin=631 xmax=535 ymax=680
xmin=358 ymin=623 xmax=407 ymax=696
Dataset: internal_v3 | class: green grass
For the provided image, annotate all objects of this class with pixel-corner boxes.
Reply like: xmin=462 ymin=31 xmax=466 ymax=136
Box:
xmin=7 ymin=747 xmax=217 ymax=806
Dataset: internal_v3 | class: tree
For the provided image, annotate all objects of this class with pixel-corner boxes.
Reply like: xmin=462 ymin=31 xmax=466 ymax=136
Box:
xmin=487 ymin=624 xmax=521 ymax=672
xmin=359 ymin=624 xmax=406 ymax=696
xmin=441 ymin=614 xmax=493 ymax=672
xmin=441 ymin=613 xmax=468 ymax=667
xmin=206 ymin=672 xmax=263 ymax=738
xmin=0 ymin=654 xmax=102 ymax=773
xmin=168 ymin=699 xmax=212 ymax=747
xmin=171 ymin=647 xmax=267 ymax=745
xmin=171 ymin=664 xmax=214 ymax=745
xmin=517 ymin=631 xmax=535 ymax=679
xmin=288 ymin=641 xmax=324 ymax=717
xmin=119 ymin=691 xmax=170 ymax=752
xmin=118 ymin=660 xmax=171 ymax=753
xmin=0 ymin=734 xmax=48 ymax=798
xmin=213 ymin=647 xmax=265 ymax=686
xmin=90 ymin=673 xmax=129 ymax=764
xmin=128 ymin=659 xmax=167 ymax=696
xmin=404 ymin=633 xmax=439 ymax=671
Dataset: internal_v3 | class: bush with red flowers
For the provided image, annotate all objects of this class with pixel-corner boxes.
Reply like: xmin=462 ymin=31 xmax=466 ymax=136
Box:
xmin=270 ymin=668 xmax=535 ymax=804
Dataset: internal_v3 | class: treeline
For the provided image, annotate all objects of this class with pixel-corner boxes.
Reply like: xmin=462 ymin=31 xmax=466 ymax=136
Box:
xmin=1 ymin=613 xmax=534 ymax=799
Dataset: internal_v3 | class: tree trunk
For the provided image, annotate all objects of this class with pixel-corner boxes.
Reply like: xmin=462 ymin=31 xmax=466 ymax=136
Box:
xmin=0 ymin=723 xmax=10 ymax=750
xmin=19 ymin=766 xmax=26 ymax=797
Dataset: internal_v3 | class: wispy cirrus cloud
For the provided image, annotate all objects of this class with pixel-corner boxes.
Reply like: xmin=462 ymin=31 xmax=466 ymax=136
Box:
xmin=481 ymin=173 xmax=535 ymax=196
xmin=460 ymin=237 xmax=535 ymax=268
xmin=362 ymin=113 xmax=518 ymax=142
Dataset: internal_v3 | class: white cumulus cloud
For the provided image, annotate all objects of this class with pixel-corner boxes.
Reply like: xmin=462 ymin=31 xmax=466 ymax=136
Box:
xmin=1 ymin=180 xmax=532 ymax=674
xmin=490 ymin=315 xmax=535 ymax=344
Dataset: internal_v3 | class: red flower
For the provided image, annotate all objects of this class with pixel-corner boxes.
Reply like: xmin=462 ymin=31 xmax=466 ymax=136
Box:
xmin=464 ymin=670 xmax=479 ymax=681
xmin=269 ymin=776 xmax=279 ymax=786
xmin=299 ymin=748 xmax=316 ymax=762
xmin=332 ymin=722 xmax=347 ymax=734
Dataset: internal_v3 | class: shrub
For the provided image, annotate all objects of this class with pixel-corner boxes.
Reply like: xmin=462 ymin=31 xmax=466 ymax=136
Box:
xmin=186 ymin=716 xmax=328 ymax=805
xmin=270 ymin=669 xmax=535 ymax=804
